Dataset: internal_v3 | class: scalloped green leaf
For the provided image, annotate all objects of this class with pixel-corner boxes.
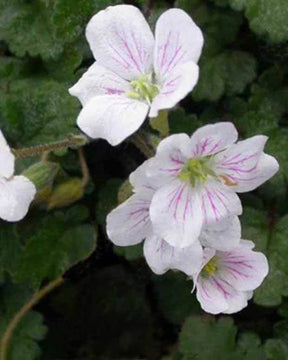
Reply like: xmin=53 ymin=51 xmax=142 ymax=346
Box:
xmin=0 ymin=77 xmax=80 ymax=146
xmin=180 ymin=317 xmax=265 ymax=360
xmin=194 ymin=51 xmax=257 ymax=101
xmin=0 ymin=282 xmax=47 ymax=360
xmin=0 ymin=0 xmax=115 ymax=60
xmin=16 ymin=208 xmax=97 ymax=287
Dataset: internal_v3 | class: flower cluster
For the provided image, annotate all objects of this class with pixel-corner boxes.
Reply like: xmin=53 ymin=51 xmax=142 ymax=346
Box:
xmin=69 ymin=5 xmax=203 ymax=145
xmin=68 ymin=4 xmax=278 ymax=314
xmin=0 ymin=130 xmax=36 ymax=222
xmin=107 ymin=122 xmax=278 ymax=314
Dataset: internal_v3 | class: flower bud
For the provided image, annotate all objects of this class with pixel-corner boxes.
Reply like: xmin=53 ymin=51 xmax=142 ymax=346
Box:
xmin=47 ymin=178 xmax=84 ymax=210
xmin=23 ymin=161 xmax=60 ymax=191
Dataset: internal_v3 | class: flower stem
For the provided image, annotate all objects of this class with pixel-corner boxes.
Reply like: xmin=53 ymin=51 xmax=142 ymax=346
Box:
xmin=129 ymin=132 xmax=155 ymax=158
xmin=11 ymin=135 xmax=88 ymax=158
xmin=0 ymin=277 xmax=64 ymax=360
xmin=78 ymin=148 xmax=89 ymax=187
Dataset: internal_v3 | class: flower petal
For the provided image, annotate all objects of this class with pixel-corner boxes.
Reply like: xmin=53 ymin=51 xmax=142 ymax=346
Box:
xmin=222 ymin=291 xmax=250 ymax=314
xmin=144 ymin=235 xmax=203 ymax=275
xmin=150 ymin=179 xmax=203 ymax=248
xmin=195 ymin=275 xmax=231 ymax=314
xmin=190 ymin=122 xmax=238 ymax=157
xmin=214 ymin=135 xmax=278 ymax=192
xmin=147 ymin=133 xmax=190 ymax=186
xmin=77 ymin=95 xmax=149 ymax=146
xmin=149 ymin=62 xmax=199 ymax=118
xmin=69 ymin=62 xmax=131 ymax=106
xmin=0 ymin=176 xmax=36 ymax=222
xmin=200 ymin=216 xmax=241 ymax=251
xmin=200 ymin=179 xmax=242 ymax=226
xmin=218 ymin=242 xmax=269 ymax=292
xmin=0 ymin=130 xmax=14 ymax=178
xmin=154 ymin=8 xmax=203 ymax=79
xmin=106 ymin=189 xmax=153 ymax=246
xmin=129 ymin=158 xmax=157 ymax=193
xmin=86 ymin=5 xmax=154 ymax=80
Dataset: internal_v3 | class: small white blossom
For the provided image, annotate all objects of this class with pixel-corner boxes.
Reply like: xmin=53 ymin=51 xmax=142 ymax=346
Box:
xmin=69 ymin=5 xmax=203 ymax=145
xmin=0 ymin=130 xmax=36 ymax=222
xmin=106 ymin=160 xmax=241 ymax=276
xmin=192 ymin=240 xmax=268 ymax=314
xmin=146 ymin=122 xmax=279 ymax=248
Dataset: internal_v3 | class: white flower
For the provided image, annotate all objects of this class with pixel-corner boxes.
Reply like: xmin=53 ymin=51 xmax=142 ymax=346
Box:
xmin=69 ymin=5 xmax=203 ymax=146
xmin=0 ymin=130 xmax=36 ymax=222
xmin=146 ymin=122 xmax=279 ymax=248
xmin=106 ymin=159 xmax=241 ymax=276
xmin=193 ymin=240 xmax=268 ymax=314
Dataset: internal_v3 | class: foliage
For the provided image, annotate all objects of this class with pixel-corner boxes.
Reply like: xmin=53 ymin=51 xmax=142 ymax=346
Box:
xmin=1 ymin=0 xmax=288 ymax=359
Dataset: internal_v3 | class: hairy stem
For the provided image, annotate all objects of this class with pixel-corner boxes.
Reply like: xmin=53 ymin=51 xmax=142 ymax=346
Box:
xmin=0 ymin=277 xmax=64 ymax=360
xmin=129 ymin=132 xmax=155 ymax=158
xmin=78 ymin=148 xmax=89 ymax=187
xmin=12 ymin=135 xmax=88 ymax=158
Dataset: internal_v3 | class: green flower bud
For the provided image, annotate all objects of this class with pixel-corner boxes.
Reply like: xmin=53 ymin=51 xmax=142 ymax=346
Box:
xmin=23 ymin=161 xmax=60 ymax=191
xmin=47 ymin=178 xmax=84 ymax=210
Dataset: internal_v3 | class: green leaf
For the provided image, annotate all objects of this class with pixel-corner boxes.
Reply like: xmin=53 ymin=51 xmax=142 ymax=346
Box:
xmin=249 ymin=214 xmax=288 ymax=306
xmin=227 ymin=0 xmax=288 ymax=42
xmin=180 ymin=317 xmax=238 ymax=360
xmin=150 ymin=110 xmax=169 ymax=137
xmin=249 ymin=85 xmax=288 ymax=119
xmin=228 ymin=0 xmax=247 ymax=11
xmin=0 ymin=1 xmax=63 ymax=60
xmin=43 ymin=44 xmax=83 ymax=82
xmin=238 ymin=208 xmax=288 ymax=306
xmin=16 ymin=208 xmax=97 ymax=287
xmin=0 ymin=222 xmax=23 ymax=282
xmin=211 ymin=0 xmax=230 ymax=7
xmin=1 ymin=77 xmax=80 ymax=146
xmin=234 ymin=110 xmax=278 ymax=138
xmin=194 ymin=51 xmax=257 ymax=101
xmin=169 ymin=108 xmax=200 ymax=135
xmin=265 ymin=339 xmax=288 ymax=360
xmin=0 ymin=0 xmax=100 ymax=60
xmin=152 ymin=272 xmax=201 ymax=325
xmin=180 ymin=317 xmax=265 ymax=360
xmin=175 ymin=0 xmax=202 ymax=12
xmin=193 ymin=55 xmax=225 ymax=101
xmin=0 ymin=56 xmax=28 ymax=88
xmin=0 ymin=281 xmax=47 ymax=360
xmin=264 ymin=128 xmax=288 ymax=185
xmin=241 ymin=207 xmax=269 ymax=251
xmin=238 ymin=332 xmax=266 ymax=360
xmin=198 ymin=5 xmax=243 ymax=47
xmin=114 ymin=243 xmax=143 ymax=261
xmin=245 ymin=0 xmax=288 ymax=43
xmin=96 ymin=178 xmax=122 ymax=225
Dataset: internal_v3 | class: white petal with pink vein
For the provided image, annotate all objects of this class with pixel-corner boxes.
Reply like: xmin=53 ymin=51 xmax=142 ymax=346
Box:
xmin=147 ymin=122 xmax=278 ymax=246
xmin=70 ymin=5 xmax=204 ymax=145
xmin=193 ymin=240 xmax=269 ymax=314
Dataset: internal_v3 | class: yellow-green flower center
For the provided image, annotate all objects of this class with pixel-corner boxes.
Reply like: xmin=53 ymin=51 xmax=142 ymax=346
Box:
xmin=126 ymin=74 xmax=159 ymax=103
xmin=178 ymin=157 xmax=215 ymax=187
xmin=202 ymin=256 xmax=218 ymax=277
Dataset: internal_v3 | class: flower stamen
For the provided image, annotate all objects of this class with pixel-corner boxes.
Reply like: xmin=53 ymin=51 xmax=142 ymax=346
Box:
xmin=179 ymin=157 xmax=215 ymax=186
xmin=202 ymin=256 xmax=218 ymax=276
xmin=126 ymin=74 xmax=159 ymax=103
